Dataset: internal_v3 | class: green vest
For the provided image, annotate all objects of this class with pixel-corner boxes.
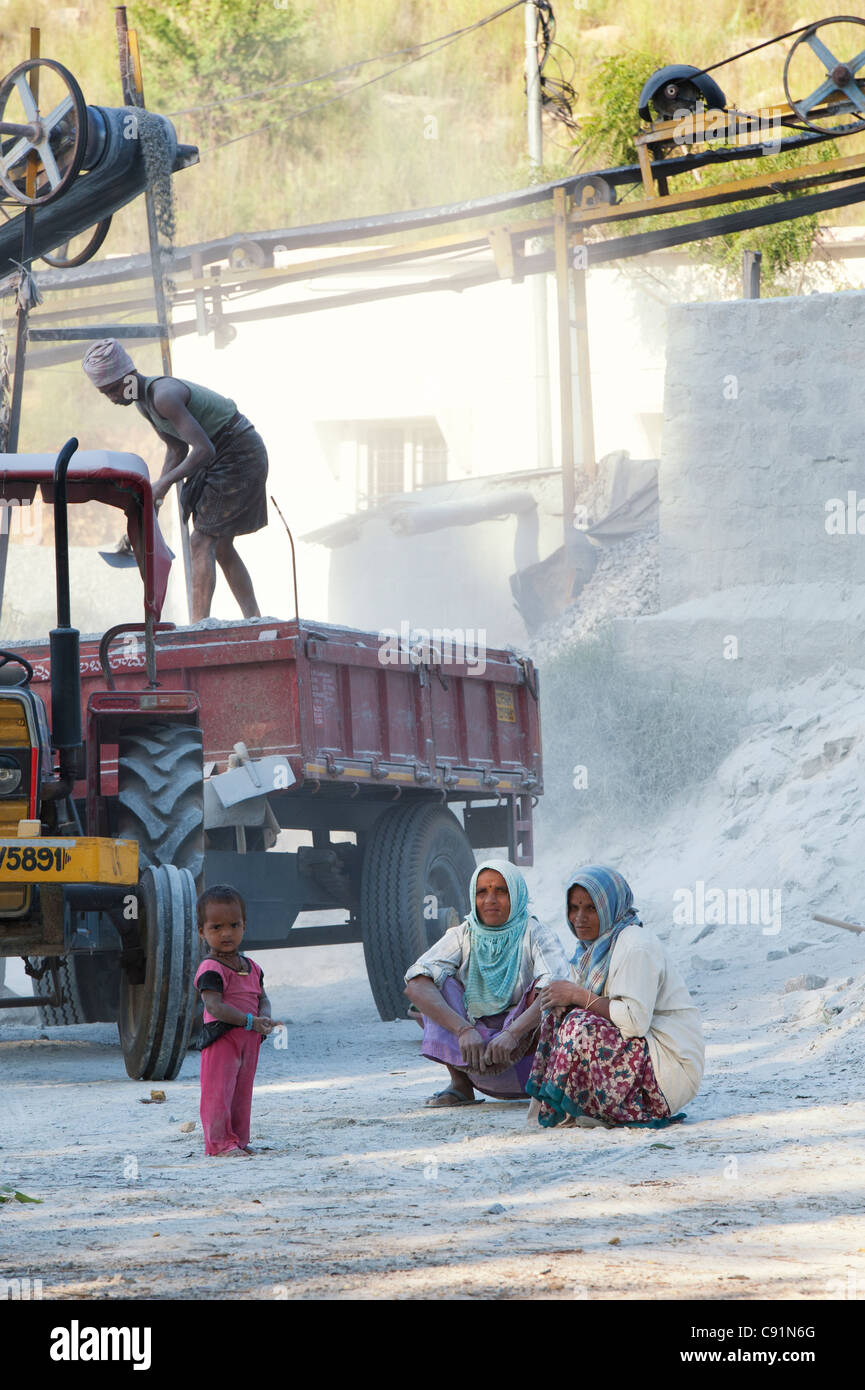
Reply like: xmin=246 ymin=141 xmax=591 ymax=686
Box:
xmin=137 ymin=376 xmax=237 ymax=442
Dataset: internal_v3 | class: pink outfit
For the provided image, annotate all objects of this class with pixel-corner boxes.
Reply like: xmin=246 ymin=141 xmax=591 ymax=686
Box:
xmin=195 ymin=956 xmax=264 ymax=1156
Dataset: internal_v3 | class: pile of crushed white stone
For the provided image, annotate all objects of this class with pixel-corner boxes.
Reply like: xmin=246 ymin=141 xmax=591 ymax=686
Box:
xmin=522 ymin=494 xmax=865 ymax=1073
xmin=529 ymin=524 xmax=659 ymax=664
xmin=531 ymin=660 xmax=865 ymax=1088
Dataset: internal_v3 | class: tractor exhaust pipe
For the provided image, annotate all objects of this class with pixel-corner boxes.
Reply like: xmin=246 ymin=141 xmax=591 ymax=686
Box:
xmin=49 ymin=438 xmax=83 ymax=779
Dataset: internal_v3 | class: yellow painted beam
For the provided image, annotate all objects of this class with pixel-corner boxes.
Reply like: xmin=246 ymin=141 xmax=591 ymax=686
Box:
xmin=0 ymin=838 xmax=139 ymax=885
xmin=572 ymin=150 xmax=865 ymax=227
xmin=488 ymin=226 xmax=516 ymax=279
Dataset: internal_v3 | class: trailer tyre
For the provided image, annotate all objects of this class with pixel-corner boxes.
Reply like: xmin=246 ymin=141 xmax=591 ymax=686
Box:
xmin=117 ymin=864 xmax=198 ymax=1080
xmin=360 ymin=803 xmax=475 ymax=1021
xmin=116 ymin=723 xmax=204 ymax=881
xmin=35 ymin=952 xmax=120 ymax=1026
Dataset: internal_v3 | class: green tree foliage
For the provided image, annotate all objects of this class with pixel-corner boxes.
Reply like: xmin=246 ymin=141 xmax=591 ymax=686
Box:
xmin=575 ymin=50 xmax=836 ymax=294
xmin=130 ymin=0 xmax=311 ymax=145
xmin=0 ymin=1184 xmax=42 ymax=1204
xmin=578 ymin=51 xmax=666 ymax=170
xmin=691 ymin=142 xmax=839 ymax=293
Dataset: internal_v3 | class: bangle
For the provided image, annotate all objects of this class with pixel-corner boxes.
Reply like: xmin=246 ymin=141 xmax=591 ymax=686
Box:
xmin=457 ymin=1024 xmax=476 ymax=1040
xmin=583 ymin=991 xmax=595 ymax=1012
xmin=244 ymin=1013 xmax=254 ymax=1031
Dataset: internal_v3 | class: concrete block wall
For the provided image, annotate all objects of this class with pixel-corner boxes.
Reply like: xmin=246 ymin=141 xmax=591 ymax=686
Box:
xmin=615 ymin=289 xmax=865 ymax=691
xmin=659 ymin=290 xmax=865 ymax=608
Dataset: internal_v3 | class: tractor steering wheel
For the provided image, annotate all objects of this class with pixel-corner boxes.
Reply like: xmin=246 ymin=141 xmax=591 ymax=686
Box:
xmin=0 ymin=650 xmax=34 ymax=684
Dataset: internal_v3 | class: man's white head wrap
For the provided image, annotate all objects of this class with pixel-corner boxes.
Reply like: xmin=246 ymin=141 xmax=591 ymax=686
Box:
xmin=82 ymin=338 xmax=136 ymax=388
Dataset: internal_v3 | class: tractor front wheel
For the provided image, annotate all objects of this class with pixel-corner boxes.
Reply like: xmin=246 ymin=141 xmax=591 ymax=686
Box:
xmin=117 ymin=864 xmax=198 ymax=1081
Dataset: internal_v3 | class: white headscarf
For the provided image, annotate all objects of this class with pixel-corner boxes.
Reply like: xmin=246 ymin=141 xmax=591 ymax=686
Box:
xmin=82 ymin=338 xmax=136 ymax=387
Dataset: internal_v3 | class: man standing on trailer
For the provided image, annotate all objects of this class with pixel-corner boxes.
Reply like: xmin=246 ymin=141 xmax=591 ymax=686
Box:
xmin=82 ymin=338 xmax=268 ymax=622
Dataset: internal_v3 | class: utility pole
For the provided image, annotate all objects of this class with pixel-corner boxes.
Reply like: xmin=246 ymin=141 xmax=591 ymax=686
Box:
xmin=524 ymin=2 xmax=552 ymax=472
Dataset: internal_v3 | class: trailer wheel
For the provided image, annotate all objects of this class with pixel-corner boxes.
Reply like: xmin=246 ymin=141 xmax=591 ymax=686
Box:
xmin=116 ymin=723 xmax=204 ymax=881
xmin=34 ymin=952 xmax=119 ymax=1026
xmin=360 ymin=803 xmax=475 ymax=1021
xmin=118 ymin=864 xmax=198 ymax=1080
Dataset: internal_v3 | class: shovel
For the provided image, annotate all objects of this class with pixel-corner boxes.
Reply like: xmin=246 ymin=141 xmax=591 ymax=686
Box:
xmin=98 ymin=533 xmax=138 ymax=568
xmin=99 ymin=497 xmax=174 ymax=569
xmin=98 ymin=533 xmax=176 ymax=568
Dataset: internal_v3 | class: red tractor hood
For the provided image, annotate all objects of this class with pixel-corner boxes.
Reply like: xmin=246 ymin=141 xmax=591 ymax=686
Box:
xmin=0 ymin=450 xmax=171 ymax=619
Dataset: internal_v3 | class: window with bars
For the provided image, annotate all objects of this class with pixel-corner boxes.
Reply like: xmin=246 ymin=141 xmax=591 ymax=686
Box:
xmin=353 ymin=419 xmax=449 ymax=509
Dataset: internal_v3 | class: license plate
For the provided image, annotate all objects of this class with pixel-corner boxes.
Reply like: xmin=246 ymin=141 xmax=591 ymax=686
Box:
xmin=0 ymin=838 xmax=139 ymax=884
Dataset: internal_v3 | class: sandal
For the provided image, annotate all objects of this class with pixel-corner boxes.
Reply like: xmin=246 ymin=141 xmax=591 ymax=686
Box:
xmin=424 ymin=1087 xmax=485 ymax=1108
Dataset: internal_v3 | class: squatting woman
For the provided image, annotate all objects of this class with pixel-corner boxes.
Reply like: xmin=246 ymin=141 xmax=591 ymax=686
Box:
xmin=528 ymin=865 xmax=704 ymax=1128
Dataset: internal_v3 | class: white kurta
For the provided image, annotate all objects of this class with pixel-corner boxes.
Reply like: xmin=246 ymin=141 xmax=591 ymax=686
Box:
xmin=405 ymin=916 xmax=570 ymax=1011
xmin=571 ymin=924 xmax=705 ymax=1114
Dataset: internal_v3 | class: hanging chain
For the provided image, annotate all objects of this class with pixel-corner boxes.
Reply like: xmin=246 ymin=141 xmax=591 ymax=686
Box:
xmin=136 ymin=107 xmax=177 ymax=298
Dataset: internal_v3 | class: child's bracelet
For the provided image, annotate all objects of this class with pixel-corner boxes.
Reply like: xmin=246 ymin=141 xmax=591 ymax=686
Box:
xmin=244 ymin=1013 xmax=254 ymax=1030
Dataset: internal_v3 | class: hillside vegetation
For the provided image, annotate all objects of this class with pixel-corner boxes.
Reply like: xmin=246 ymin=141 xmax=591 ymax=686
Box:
xmin=0 ymin=0 xmax=861 ymax=256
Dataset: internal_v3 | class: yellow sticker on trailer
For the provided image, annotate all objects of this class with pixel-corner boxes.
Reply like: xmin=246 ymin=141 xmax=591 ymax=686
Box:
xmin=0 ymin=838 xmax=139 ymax=884
xmin=495 ymin=687 xmax=516 ymax=722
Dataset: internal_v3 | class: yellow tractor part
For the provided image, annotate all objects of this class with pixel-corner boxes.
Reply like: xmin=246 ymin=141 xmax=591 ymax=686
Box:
xmin=0 ymin=836 xmax=138 ymax=885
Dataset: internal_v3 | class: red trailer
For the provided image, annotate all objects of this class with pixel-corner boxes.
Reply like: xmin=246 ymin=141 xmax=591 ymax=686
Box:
xmin=23 ymin=616 xmax=542 ymax=1023
xmin=0 ymin=446 xmax=543 ymax=1075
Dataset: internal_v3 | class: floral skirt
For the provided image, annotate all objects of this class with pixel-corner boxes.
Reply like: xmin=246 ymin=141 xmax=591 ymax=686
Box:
xmin=526 ymin=1009 xmax=675 ymax=1129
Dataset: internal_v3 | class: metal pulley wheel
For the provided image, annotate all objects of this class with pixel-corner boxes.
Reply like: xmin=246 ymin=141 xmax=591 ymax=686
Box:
xmin=41 ymin=216 xmax=113 ymax=268
xmin=0 ymin=58 xmax=88 ymax=206
xmin=783 ymin=16 xmax=865 ymax=134
xmin=638 ymin=65 xmax=727 ymax=124
xmin=572 ymin=174 xmax=616 ymax=210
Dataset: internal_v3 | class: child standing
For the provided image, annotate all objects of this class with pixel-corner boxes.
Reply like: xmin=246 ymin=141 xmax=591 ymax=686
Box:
xmin=194 ymin=884 xmax=277 ymax=1157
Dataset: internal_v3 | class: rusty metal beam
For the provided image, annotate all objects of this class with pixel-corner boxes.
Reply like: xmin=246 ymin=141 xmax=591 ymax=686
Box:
xmin=0 ymin=27 xmax=40 ymax=624
xmin=117 ymin=8 xmax=193 ymax=620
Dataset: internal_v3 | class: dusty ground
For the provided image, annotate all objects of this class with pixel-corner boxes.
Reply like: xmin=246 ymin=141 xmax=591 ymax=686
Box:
xmin=2 ymin=930 xmax=864 ymax=1303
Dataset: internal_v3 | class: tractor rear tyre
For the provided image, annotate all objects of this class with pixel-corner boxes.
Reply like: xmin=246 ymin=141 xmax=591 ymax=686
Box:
xmin=360 ymin=803 xmax=475 ymax=1021
xmin=116 ymin=722 xmax=204 ymax=1056
xmin=35 ymin=952 xmax=119 ymax=1026
xmin=116 ymin=723 xmax=204 ymax=881
xmin=118 ymin=864 xmax=198 ymax=1080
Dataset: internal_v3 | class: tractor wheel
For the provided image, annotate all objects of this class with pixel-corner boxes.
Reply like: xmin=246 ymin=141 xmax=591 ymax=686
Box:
xmin=34 ymin=952 xmax=120 ymax=1026
xmin=116 ymin=722 xmax=204 ymax=1056
xmin=117 ymin=864 xmax=198 ymax=1080
xmin=116 ymin=723 xmax=204 ymax=881
xmin=360 ymin=803 xmax=475 ymax=1021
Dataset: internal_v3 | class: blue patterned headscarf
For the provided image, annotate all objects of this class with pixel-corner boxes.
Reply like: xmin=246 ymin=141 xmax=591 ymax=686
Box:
xmin=463 ymin=859 xmax=531 ymax=1022
xmin=567 ymin=865 xmax=641 ymax=995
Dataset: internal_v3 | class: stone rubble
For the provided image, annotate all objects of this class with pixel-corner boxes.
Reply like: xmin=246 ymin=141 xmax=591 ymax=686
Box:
xmin=528 ymin=524 xmax=659 ymax=664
